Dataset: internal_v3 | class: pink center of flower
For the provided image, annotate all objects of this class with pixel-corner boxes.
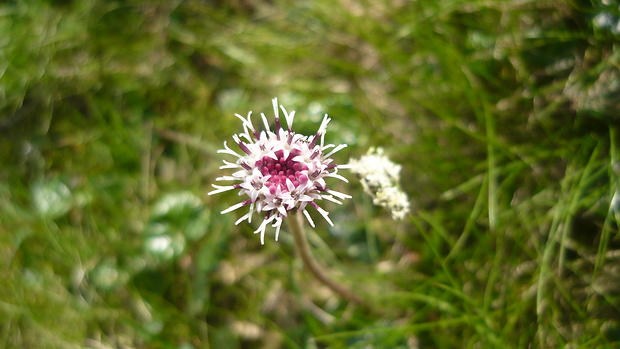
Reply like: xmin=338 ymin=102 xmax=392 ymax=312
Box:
xmin=256 ymin=149 xmax=309 ymax=194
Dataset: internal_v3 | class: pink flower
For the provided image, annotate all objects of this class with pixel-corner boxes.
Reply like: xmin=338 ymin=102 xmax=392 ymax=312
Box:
xmin=209 ymin=98 xmax=351 ymax=244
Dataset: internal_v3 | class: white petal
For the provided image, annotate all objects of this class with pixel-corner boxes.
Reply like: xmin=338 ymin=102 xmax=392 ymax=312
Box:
xmin=248 ymin=202 xmax=255 ymax=223
xmin=221 ymin=201 xmax=247 ymax=214
xmin=285 ymin=110 xmax=296 ymax=129
xmin=335 ymin=164 xmax=354 ymax=169
xmin=327 ymin=189 xmax=352 ymax=200
xmin=254 ymin=215 xmax=276 ymax=245
xmin=217 ymin=141 xmax=245 ymax=160
xmin=298 ymin=194 xmax=314 ymax=202
xmin=324 ymin=144 xmax=347 ymax=158
xmin=261 ymin=113 xmax=271 ymax=132
xmin=314 ymin=205 xmax=334 ymax=226
xmin=326 ymin=172 xmax=349 ymax=183
xmin=316 ymin=115 xmax=331 ymax=136
xmin=248 ymin=189 xmax=261 ymax=202
xmin=277 ymin=205 xmax=288 ymax=217
xmin=235 ymin=111 xmax=255 ymax=132
xmin=219 ymin=160 xmax=241 ymax=169
xmin=235 ymin=211 xmax=252 ymax=225
xmin=238 ymin=131 xmax=253 ymax=143
xmin=321 ymin=195 xmax=343 ymax=205
xmin=208 ymin=185 xmax=235 ymax=195
xmin=272 ymin=216 xmax=283 ymax=241
xmin=215 ymin=175 xmax=238 ymax=181
xmin=303 ymin=209 xmax=315 ymax=227
xmin=285 ymin=178 xmax=296 ymax=192
xmin=232 ymin=168 xmax=250 ymax=176
xmin=266 ymin=151 xmax=278 ymax=160
xmin=272 ymin=98 xmax=279 ymax=121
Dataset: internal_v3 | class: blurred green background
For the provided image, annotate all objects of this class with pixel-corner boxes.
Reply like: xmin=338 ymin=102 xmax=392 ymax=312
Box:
xmin=1 ymin=0 xmax=619 ymax=348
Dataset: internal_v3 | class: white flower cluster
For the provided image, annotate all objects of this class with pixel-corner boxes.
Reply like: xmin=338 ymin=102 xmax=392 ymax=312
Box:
xmin=209 ymin=98 xmax=351 ymax=244
xmin=349 ymin=147 xmax=410 ymax=220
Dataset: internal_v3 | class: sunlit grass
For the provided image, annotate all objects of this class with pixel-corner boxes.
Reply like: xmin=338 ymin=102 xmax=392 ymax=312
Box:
xmin=1 ymin=0 xmax=618 ymax=348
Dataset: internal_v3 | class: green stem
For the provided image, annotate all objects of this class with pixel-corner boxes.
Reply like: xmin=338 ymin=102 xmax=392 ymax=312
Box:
xmin=287 ymin=212 xmax=364 ymax=305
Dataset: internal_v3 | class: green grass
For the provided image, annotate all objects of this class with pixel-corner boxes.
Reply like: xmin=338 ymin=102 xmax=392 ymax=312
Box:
xmin=1 ymin=0 xmax=619 ymax=348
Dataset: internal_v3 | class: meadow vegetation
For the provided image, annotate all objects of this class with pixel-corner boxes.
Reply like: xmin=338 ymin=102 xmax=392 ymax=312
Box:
xmin=1 ymin=0 xmax=619 ymax=348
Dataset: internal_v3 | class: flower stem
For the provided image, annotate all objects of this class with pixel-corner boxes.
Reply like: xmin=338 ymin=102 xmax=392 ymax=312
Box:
xmin=287 ymin=212 xmax=365 ymax=305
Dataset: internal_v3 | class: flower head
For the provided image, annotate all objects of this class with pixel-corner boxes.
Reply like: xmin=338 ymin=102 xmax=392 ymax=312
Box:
xmin=349 ymin=147 xmax=410 ymax=220
xmin=209 ymin=98 xmax=351 ymax=244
